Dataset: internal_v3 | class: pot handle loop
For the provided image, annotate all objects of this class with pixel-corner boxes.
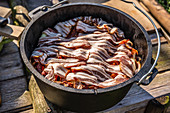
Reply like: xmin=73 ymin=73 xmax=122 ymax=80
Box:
xmin=28 ymin=0 xmax=68 ymax=19
xmin=140 ymin=68 xmax=158 ymax=85
xmin=121 ymin=0 xmax=161 ymax=85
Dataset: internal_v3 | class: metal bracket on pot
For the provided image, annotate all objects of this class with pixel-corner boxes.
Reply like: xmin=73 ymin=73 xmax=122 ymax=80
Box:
xmin=140 ymin=68 xmax=158 ymax=85
xmin=28 ymin=0 xmax=68 ymax=19
xmin=121 ymin=0 xmax=161 ymax=85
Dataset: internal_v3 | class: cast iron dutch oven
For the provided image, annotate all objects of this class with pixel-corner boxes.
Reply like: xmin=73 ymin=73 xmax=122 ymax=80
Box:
xmin=20 ymin=1 xmax=160 ymax=112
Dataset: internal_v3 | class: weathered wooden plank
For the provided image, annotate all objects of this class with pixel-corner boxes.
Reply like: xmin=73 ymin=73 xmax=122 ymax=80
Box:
xmin=103 ymin=85 xmax=152 ymax=113
xmin=141 ymin=0 xmax=170 ymax=33
xmin=0 ymin=24 xmax=24 ymax=39
xmin=139 ymin=1 xmax=150 ymax=13
xmin=149 ymin=32 xmax=167 ymax=46
xmin=0 ymin=42 xmax=25 ymax=81
xmin=20 ymin=109 xmax=34 ymax=113
xmin=103 ymin=0 xmax=161 ymax=32
xmin=29 ymin=75 xmax=51 ymax=113
xmin=145 ymin=96 xmax=170 ymax=113
xmin=0 ymin=41 xmax=18 ymax=54
xmin=125 ymin=107 xmax=146 ymax=113
xmin=0 ymin=90 xmax=32 ymax=113
xmin=0 ymin=32 xmax=32 ymax=112
xmin=152 ymin=43 xmax=170 ymax=72
xmin=14 ymin=5 xmax=30 ymax=27
xmin=105 ymin=70 xmax=170 ymax=113
xmin=0 ymin=67 xmax=24 ymax=81
xmin=0 ymin=77 xmax=27 ymax=103
xmin=142 ymin=72 xmax=170 ymax=113
xmin=0 ymin=6 xmax=12 ymax=18
xmin=141 ymin=71 xmax=170 ymax=97
xmin=0 ymin=0 xmax=9 ymax=8
xmin=151 ymin=37 xmax=168 ymax=46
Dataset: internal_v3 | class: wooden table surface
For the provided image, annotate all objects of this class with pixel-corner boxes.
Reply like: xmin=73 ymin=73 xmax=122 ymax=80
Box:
xmin=0 ymin=0 xmax=170 ymax=113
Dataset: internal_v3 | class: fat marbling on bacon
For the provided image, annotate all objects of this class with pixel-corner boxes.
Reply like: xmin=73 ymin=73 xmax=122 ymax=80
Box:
xmin=30 ymin=16 xmax=141 ymax=89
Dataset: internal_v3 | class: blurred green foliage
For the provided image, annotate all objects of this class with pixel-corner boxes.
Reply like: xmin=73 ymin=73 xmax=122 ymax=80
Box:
xmin=157 ymin=0 xmax=170 ymax=13
xmin=0 ymin=37 xmax=13 ymax=52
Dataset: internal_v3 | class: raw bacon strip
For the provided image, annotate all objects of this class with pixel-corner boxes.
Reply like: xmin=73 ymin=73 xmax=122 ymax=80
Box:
xmin=31 ymin=51 xmax=48 ymax=64
xmin=34 ymin=46 xmax=58 ymax=56
xmin=66 ymin=72 xmax=98 ymax=86
xmin=82 ymin=16 xmax=101 ymax=26
xmin=125 ymin=43 xmax=138 ymax=56
xmin=88 ymin=40 xmax=117 ymax=54
xmin=110 ymin=27 xmax=125 ymax=40
xmin=78 ymin=33 xmax=87 ymax=37
xmin=68 ymin=20 xmax=76 ymax=26
xmin=76 ymin=21 xmax=99 ymax=33
xmin=43 ymin=63 xmax=68 ymax=78
xmin=87 ymin=54 xmax=109 ymax=67
xmin=38 ymin=37 xmax=77 ymax=47
xmin=106 ymin=51 xmax=129 ymax=63
xmin=83 ymin=16 xmax=93 ymax=25
xmin=59 ymin=40 xmax=91 ymax=49
xmin=72 ymin=17 xmax=83 ymax=22
xmin=105 ymin=65 xmax=121 ymax=73
xmin=45 ymin=58 xmax=79 ymax=64
xmin=76 ymin=32 xmax=116 ymax=42
xmin=89 ymin=47 xmax=111 ymax=60
xmin=111 ymin=39 xmax=132 ymax=46
xmin=63 ymin=62 xmax=86 ymax=68
xmin=54 ymin=21 xmax=74 ymax=37
xmin=97 ymin=19 xmax=109 ymax=26
xmin=44 ymin=66 xmax=55 ymax=81
xmin=71 ymin=64 xmax=111 ymax=82
xmin=38 ymin=38 xmax=62 ymax=47
xmin=97 ymin=24 xmax=112 ymax=33
xmin=114 ymin=74 xmax=129 ymax=81
xmin=42 ymin=28 xmax=61 ymax=37
xmin=98 ymin=74 xmax=128 ymax=88
xmin=59 ymin=48 xmax=89 ymax=61
xmin=135 ymin=61 xmax=141 ymax=74
xmin=117 ymin=44 xmax=132 ymax=57
xmin=49 ymin=45 xmax=73 ymax=51
xmin=97 ymin=24 xmax=124 ymax=40
xmin=116 ymin=28 xmax=125 ymax=39
xmin=39 ymin=36 xmax=62 ymax=44
xmin=92 ymin=18 xmax=100 ymax=26
xmin=90 ymin=39 xmax=117 ymax=49
xmin=31 ymin=50 xmax=44 ymax=58
xmin=98 ymin=79 xmax=117 ymax=88
xmin=63 ymin=21 xmax=72 ymax=29
xmin=44 ymin=58 xmax=86 ymax=68
xmin=120 ymin=56 xmax=135 ymax=78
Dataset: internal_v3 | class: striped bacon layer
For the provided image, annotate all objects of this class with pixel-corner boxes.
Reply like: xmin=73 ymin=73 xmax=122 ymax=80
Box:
xmin=31 ymin=16 xmax=141 ymax=89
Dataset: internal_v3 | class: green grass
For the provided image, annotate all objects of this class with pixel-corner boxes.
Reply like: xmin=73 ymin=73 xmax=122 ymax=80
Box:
xmin=157 ymin=0 xmax=170 ymax=13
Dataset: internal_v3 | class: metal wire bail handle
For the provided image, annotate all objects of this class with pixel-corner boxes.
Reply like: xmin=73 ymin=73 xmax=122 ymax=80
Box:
xmin=121 ymin=0 xmax=161 ymax=85
xmin=41 ymin=0 xmax=68 ymax=11
xmin=28 ymin=0 xmax=68 ymax=19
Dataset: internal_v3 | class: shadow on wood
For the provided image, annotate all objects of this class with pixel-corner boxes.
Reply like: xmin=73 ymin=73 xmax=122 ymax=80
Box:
xmin=145 ymin=95 xmax=170 ymax=113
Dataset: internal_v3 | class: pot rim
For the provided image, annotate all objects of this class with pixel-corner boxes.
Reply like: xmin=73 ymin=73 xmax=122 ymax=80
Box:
xmin=20 ymin=2 xmax=151 ymax=94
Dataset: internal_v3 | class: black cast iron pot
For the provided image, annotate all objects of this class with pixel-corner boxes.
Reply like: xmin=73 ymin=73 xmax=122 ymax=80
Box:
xmin=20 ymin=2 xmax=160 ymax=112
